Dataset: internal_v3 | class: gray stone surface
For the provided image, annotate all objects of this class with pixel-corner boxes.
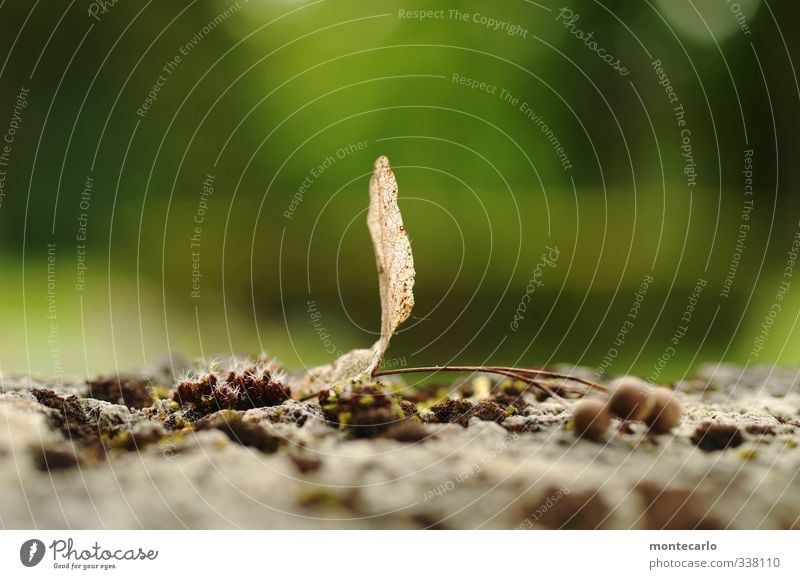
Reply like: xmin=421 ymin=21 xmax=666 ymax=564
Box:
xmin=1 ymin=364 xmax=798 ymax=529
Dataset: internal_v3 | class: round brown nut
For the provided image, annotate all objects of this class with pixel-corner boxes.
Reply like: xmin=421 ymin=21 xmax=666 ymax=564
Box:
xmin=645 ymin=387 xmax=682 ymax=433
xmin=608 ymin=376 xmax=654 ymax=421
xmin=572 ymin=398 xmax=611 ymax=439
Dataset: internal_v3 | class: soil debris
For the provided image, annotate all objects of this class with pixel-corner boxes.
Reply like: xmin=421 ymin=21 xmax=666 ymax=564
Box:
xmin=318 ymin=382 xmax=410 ymax=438
xmin=86 ymin=374 xmax=153 ymax=409
xmin=197 ymin=413 xmax=283 ymax=453
xmin=691 ymin=421 xmax=745 ymax=451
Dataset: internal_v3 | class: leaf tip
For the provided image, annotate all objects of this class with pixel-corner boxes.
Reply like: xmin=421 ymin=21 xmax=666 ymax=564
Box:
xmin=374 ymin=155 xmax=391 ymax=170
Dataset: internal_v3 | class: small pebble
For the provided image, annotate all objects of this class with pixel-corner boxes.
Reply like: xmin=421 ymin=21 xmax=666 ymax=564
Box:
xmin=608 ymin=376 xmax=654 ymax=421
xmin=644 ymin=387 xmax=682 ymax=433
xmin=573 ymin=398 xmax=611 ymax=439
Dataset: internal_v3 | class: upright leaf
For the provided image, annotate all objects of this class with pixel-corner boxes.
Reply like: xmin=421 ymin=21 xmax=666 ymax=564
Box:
xmin=291 ymin=156 xmax=415 ymax=395
xmin=365 ymin=155 xmax=415 ymax=374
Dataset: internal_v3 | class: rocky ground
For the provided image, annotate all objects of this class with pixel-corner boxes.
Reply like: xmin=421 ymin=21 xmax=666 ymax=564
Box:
xmin=1 ymin=358 xmax=798 ymax=529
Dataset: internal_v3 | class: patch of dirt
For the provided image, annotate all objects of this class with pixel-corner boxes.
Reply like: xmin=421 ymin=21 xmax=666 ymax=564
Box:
xmin=636 ymin=482 xmax=722 ymax=529
xmin=427 ymin=398 xmax=514 ymax=427
xmin=197 ymin=413 xmax=283 ymax=453
xmin=86 ymin=375 xmax=153 ymax=409
xmin=427 ymin=398 xmax=474 ymax=426
xmin=289 ymin=454 xmax=323 ymax=474
xmin=691 ymin=422 xmax=746 ymax=451
xmin=520 ymin=487 xmax=611 ymax=530
xmin=31 ymin=389 xmax=104 ymax=459
xmin=745 ymin=423 xmax=776 ymax=436
xmin=30 ymin=446 xmax=81 ymax=471
xmin=318 ymin=383 xmax=409 ymax=438
xmin=382 ymin=420 xmax=429 ymax=442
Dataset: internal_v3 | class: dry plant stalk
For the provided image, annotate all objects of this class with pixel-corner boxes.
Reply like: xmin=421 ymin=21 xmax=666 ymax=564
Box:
xmin=292 ymin=155 xmax=597 ymax=400
xmin=291 ymin=156 xmax=415 ymax=395
xmin=366 ymin=155 xmax=416 ymax=373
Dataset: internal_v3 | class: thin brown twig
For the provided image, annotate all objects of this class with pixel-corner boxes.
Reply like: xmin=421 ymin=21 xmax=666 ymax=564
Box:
xmin=297 ymin=391 xmax=320 ymax=402
xmin=372 ymin=364 xmax=606 ymax=393
xmin=483 ymin=365 xmax=605 ymax=392
xmin=293 ymin=364 xmax=605 ymax=403
xmin=295 ymin=368 xmax=547 ymax=402
xmin=484 ymin=367 xmax=573 ymax=405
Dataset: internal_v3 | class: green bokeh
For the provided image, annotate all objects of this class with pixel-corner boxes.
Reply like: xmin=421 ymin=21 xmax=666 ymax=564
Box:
xmin=0 ymin=0 xmax=798 ymax=380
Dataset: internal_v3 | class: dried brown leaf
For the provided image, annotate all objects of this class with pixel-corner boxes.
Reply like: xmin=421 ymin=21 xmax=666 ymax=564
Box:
xmin=365 ymin=155 xmax=415 ymax=374
xmin=291 ymin=156 xmax=415 ymax=395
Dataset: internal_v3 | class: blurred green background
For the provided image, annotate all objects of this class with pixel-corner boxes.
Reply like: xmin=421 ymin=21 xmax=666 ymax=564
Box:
xmin=0 ymin=0 xmax=798 ymax=381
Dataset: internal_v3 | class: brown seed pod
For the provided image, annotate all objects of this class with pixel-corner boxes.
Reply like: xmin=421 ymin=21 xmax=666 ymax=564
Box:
xmin=644 ymin=387 xmax=683 ymax=433
xmin=572 ymin=398 xmax=611 ymax=439
xmin=608 ymin=376 xmax=654 ymax=421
